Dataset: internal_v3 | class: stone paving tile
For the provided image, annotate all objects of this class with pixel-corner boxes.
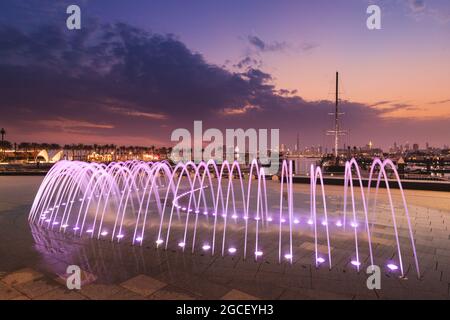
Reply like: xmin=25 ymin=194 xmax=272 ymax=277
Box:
xmin=300 ymin=242 xmax=334 ymax=254
xmin=370 ymin=237 xmax=396 ymax=246
xmin=148 ymin=285 xmax=198 ymax=300
xmin=311 ymin=267 xmax=364 ymax=283
xmin=227 ymin=278 xmax=284 ymax=299
xmin=54 ymin=268 xmax=97 ymax=287
xmin=439 ymin=269 xmax=450 ymax=282
xmin=80 ymin=283 xmax=123 ymax=300
xmin=11 ymin=294 xmax=31 ymax=300
xmin=204 ymin=275 xmax=233 ymax=286
xmin=14 ymin=278 xmax=61 ymax=299
xmin=312 ymin=277 xmax=367 ymax=297
xmin=258 ymin=261 xmax=286 ymax=273
xmin=1 ymin=268 xmax=44 ymax=287
xmin=258 ymin=272 xmax=312 ymax=290
xmin=436 ymin=248 xmax=450 ymax=257
xmin=3 ymin=180 xmax=450 ymax=300
xmin=161 ymin=253 xmax=215 ymax=275
xmin=352 ymin=290 xmax=379 ymax=300
xmin=0 ymin=282 xmax=23 ymax=300
xmin=157 ymin=270 xmax=230 ymax=299
xmin=285 ymin=263 xmax=312 ymax=277
xmin=436 ymin=255 xmax=450 ymax=265
xmin=34 ymin=287 xmax=87 ymax=300
xmin=221 ymin=289 xmax=259 ymax=300
xmin=421 ymin=269 xmax=443 ymax=282
xmin=108 ymin=287 xmax=147 ymax=300
xmin=232 ymin=259 xmax=262 ymax=273
xmin=276 ymin=288 xmax=312 ymax=300
xmin=203 ymin=265 xmax=250 ymax=283
xmin=210 ymin=256 xmax=240 ymax=269
xmin=375 ymin=286 xmax=448 ymax=300
xmin=397 ymin=275 xmax=449 ymax=296
xmin=120 ymin=274 xmax=167 ymax=297
xmin=278 ymin=287 xmax=351 ymax=300
xmin=415 ymin=245 xmax=437 ymax=255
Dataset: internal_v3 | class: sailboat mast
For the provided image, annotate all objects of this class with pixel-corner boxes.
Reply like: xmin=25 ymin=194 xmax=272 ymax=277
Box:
xmin=334 ymin=71 xmax=339 ymax=159
xmin=327 ymin=71 xmax=345 ymax=160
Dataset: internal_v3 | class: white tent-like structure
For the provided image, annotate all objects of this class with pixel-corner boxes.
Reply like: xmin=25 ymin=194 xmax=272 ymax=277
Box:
xmin=51 ymin=150 xmax=64 ymax=162
xmin=35 ymin=150 xmax=64 ymax=163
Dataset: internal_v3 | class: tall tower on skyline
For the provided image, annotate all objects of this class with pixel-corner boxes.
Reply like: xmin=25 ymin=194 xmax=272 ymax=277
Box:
xmin=327 ymin=72 xmax=346 ymax=159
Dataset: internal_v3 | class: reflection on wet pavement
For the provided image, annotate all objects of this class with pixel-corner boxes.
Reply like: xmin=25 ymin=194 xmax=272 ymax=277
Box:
xmin=1 ymin=176 xmax=450 ymax=299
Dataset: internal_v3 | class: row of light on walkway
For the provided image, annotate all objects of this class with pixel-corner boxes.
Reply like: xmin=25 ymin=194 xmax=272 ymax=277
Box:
xmin=38 ymin=212 xmax=398 ymax=271
xmin=38 ymin=209 xmax=396 ymax=272
xmin=41 ymin=214 xmax=357 ymax=232
xmin=159 ymin=208 xmax=360 ymax=229
xmin=42 ymin=202 xmax=361 ymax=229
xmin=172 ymin=240 xmax=398 ymax=271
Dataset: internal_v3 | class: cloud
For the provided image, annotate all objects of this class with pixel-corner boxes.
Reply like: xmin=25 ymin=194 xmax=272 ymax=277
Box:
xmin=428 ymin=9 xmax=450 ymax=24
xmin=0 ymin=21 xmax=448 ymax=148
xmin=247 ymin=35 xmax=289 ymax=53
xmin=34 ymin=118 xmax=114 ymax=130
xmin=429 ymin=99 xmax=450 ymax=105
xmin=367 ymin=100 xmax=394 ymax=108
xmin=233 ymin=56 xmax=262 ymax=70
xmin=221 ymin=104 xmax=261 ymax=116
xmin=367 ymin=100 xmax=418 ymax=114
xmin=246 ymin=35 xmax=318 ymax=54
xmin=300 ymin=42 xmax=320 ymax=52
xmin=409 ymin=0 xmax=426 ymax=13
xmin=108 ymin=106 xmax=168 ymax=120
xmin=405 ymin=0 xmax=450 ymax=24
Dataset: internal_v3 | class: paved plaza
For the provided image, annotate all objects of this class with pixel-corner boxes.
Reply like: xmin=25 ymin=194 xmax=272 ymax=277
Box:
xmin=1 ymin=176 xmax=450 ymax=300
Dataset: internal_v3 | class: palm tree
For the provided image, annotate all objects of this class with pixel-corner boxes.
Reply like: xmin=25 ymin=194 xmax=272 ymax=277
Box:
xmin=0 ymin=127 xmax=6 ymax=159
xmin=70 ymin=144 xmax=76 ymax=160
xmin=0 ymin=128 xmax=5 ymax=150
xmin=50 ymin=143 xmax=61 ymax=150
xmin=18 ymin=142 xmax=29 ymax=161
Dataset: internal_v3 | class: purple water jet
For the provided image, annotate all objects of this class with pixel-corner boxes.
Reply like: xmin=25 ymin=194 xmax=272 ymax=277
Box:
xmin=28 ymin=158 xmax=420 ymax=278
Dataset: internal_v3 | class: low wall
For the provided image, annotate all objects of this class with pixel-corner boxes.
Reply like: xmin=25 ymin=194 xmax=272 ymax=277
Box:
xmin=290 ymin=175 xmax=450 ymax=192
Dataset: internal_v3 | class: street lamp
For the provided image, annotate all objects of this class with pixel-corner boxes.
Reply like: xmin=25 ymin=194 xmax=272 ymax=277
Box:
xmin=0 ymin=128 xmax=5 ymax=145
xmin=0 ymin=128 xmax=5 ymax=160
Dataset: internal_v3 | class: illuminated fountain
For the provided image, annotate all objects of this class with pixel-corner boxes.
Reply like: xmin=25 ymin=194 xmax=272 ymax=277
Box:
xmin=28 ymin=158 xmax=420 ymax=279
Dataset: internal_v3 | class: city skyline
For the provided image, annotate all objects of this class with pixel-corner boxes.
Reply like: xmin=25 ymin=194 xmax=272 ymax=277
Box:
xmin=0 ymin=0 xmax=449 ymax=149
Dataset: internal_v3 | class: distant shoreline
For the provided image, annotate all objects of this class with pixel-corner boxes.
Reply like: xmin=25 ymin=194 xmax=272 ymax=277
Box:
xmin=290 ymin=175 xmax=450 ymax=192
xmin=0 ymin=171 xmax=48 ymax=176
xmin=2 ymin=170 xmax=450 ymax=192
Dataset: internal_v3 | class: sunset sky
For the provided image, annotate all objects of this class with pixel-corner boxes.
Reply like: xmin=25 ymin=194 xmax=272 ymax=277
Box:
xmin=0 ymin=0 xmax=449 ymax=149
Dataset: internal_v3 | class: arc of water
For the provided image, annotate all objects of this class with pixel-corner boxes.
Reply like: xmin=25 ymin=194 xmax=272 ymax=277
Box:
xmin=288 ymin=161 xmax=293 ymax=264
xmin=29 ymin=157 xmax=419 ymax=278
xmin=311 ymin=165 xmax=332 ymax=269
xmin=191 ymin=161 xmax=216 ymax=252
xmin=367 ymin=158 xmax=420 ymax=278
xmin=163 ymin=161 xmax=197 ymax=251
xmin=278 ymin=160 xmax=290 ymax=263
xmin=220 ymin=161 xmax=247 ymax=256
xmin=244 ymin=159 xmax=264 ymax=259
xmin=346 ymin=159 xmax=374 ymax=268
